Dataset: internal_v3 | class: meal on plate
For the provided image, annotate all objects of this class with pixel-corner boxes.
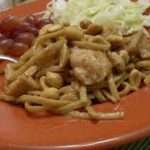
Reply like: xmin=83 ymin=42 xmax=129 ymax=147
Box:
xmin=1 ymin=20 xmax=150 ymax=120
xmin=0 ymin=0 xmax=150 ymax=120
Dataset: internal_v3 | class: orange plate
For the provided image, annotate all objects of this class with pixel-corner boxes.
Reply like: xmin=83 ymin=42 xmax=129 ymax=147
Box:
xmin=0 ymin=1 xmax=150 ymax=150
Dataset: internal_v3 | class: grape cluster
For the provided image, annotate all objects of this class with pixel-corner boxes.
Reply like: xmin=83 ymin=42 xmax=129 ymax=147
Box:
xmin=0 ymin=15 xmax=52 ymax=57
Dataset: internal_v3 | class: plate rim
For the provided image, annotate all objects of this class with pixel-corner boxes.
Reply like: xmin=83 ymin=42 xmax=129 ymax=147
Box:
xmin=0 ymin=126 xmax=149 ymax=150
xmin=0 ymin=0 xmax=150 ymax=149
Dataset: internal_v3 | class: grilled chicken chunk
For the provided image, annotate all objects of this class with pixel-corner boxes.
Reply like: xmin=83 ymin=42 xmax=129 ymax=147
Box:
xmin=70 ymin=47 xmax=112 ymax=85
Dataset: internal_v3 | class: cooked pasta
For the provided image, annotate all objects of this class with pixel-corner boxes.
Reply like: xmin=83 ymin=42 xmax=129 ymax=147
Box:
xmin=1 ymin=21 xmax=150 ymax=120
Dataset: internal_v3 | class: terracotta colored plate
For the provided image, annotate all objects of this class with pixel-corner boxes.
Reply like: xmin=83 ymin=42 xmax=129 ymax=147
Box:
xmin=0 ymin=1 xmax=150 ymax=150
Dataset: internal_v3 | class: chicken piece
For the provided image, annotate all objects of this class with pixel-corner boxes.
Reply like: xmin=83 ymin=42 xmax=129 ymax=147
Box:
xmin=138 ymin=32 xmax=150 ymax=59
xmin=59 ymin=85 xmax=78 ymax=101
xmin=119 ymin=50 xmax=129 ymax=65
xmin=70 ymin=47 xmax=112 ymax=85
xmin=46 ymin=72 xmax=63 ymax=89
xmin=124 ymin=31 xmax=142 ymax=53
xmin=41 ymin=87 xmax=59 ymax=99
xmin=109 ymin=52 xmax=125 ymax=73
xmin=124 ymin=29 xmax=150 ymax=59
xmin=6 ymin=75 xmax=39 ymax=97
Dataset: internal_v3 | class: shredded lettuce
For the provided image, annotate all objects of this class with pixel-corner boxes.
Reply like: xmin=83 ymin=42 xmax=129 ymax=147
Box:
xmin=44 ymin=0 xmax=150 ymax=35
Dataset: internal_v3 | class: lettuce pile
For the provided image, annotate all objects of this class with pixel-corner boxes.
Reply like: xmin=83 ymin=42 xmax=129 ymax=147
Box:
xmin=44 ymin=0 xmax=150 ymax=35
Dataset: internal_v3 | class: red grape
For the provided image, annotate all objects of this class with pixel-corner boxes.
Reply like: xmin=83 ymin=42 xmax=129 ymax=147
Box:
xmin=17 ymin=21 xmax=39 ymax=36
xmin=15 ymin=32 xmax=35 ymax=46
xmin=0 ymin=15 xmax=20 ymax=35
xmin=27 ymin=27 xmax=39 ymax=36
xmin=0 ymin=39 xmax=14 ymax=52
xmin=10 ymin=29 xmax=21 ymax=38
xmin=37 ymin=19 xmax=51 ymax=28
xmin=17 ymin=21 xmax=33 ymax=33
xmin=10 ymin=42 xmax=28 ymax=57
xmin=0 ymin=14 xmax=54 ymax=57
xmin=25 ymin=15 xmax=38 ymax=26
xmin=0 ymin=33 xmax=6 ymax=40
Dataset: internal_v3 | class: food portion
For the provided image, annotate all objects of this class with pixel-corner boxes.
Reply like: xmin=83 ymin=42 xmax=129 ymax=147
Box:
xmin=70 ymin=48 xmax=112 ymax=85
xmin=44 ymin=0 xmax=150 ymax=35
xmin=1 ymin=20 xmax=150 ymax=120
xmin=0 ymin=15 xmax=52 ymax=57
